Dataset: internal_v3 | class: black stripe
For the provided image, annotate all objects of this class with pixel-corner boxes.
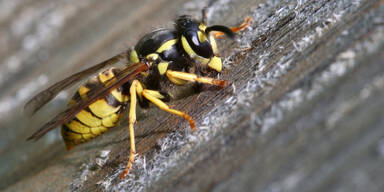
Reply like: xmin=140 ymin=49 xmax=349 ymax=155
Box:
xmin=105 ymin=92 xmax=122 ymax=108
xmin=84 ymin=77 xmax=100 ymax=90
xmin=116 ymin=84 xmax=124 ymax=93
xmin=72 ymin=92 xmax=81 ymax=102
xmin=110 ymin=68 xmax=122 ymax=75
xmin=62 ymin=124 xmax=70 ymax=135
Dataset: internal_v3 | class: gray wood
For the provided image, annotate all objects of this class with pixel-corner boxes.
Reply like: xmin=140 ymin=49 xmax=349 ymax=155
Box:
xmin=1 ymin=0 xmax=383 ymax=191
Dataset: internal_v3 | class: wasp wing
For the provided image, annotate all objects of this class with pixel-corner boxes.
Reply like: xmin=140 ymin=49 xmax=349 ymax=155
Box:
xmin=24 ymin=51 xmax=130 ymax=116
xmin=27 ymin=62 xmax=148 ymax=141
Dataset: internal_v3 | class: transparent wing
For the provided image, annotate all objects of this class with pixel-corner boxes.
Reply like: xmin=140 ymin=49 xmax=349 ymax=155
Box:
xmin=27 ymin=62 xmax=148 ymax=141
xmin=24 ymin=51 xmax=130 ymax=116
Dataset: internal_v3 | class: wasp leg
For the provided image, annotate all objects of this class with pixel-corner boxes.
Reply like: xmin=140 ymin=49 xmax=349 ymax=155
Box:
xmin=119 ymin=80 xmax=143 ymax=179
xmin=166 ymin=70 xmax=227 ymax=87
xmin=142 ymin=89 xmax=196 ymax=131
xmin=213 ymin=16 xmax=252 ymax=39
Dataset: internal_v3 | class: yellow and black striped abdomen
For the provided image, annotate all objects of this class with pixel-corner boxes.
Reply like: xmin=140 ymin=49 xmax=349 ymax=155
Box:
xmin=61 ymin=68 xmax=129 ymax=150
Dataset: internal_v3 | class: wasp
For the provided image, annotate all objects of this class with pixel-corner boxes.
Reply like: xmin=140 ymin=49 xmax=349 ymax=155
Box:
xmin=24 ymin=8 xmax=251 ymax=178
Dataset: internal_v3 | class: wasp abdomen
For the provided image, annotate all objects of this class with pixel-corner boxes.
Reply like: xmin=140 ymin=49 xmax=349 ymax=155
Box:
xmin=61 ymin=68 xmax=129 ymax=150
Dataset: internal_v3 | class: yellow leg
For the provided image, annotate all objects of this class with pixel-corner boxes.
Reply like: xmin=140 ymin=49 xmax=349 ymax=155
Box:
xmin=119 ymin=80 xmax=142 ymax=178
xmin=142 ymin=89 xmax=196 ymax=131
xmin=166 ymin=70 xmax=227 ymax=87
xmin=213 ymin=16 xmax=252 ymax=39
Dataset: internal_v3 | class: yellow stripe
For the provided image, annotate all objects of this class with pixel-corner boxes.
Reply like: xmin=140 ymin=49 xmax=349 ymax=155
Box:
xmin=110 ymin=89 xmax=129 ymax=103
xmin=102 ymin=113 xmax=119 ymax=127
xmin=156 ymin=39 xmax=178 ymax=53
xmin=89 ymin=99 xmax=121 ymax=118
xmin=197 ymin=31 xmax=207 ymax=43
xmin=199 ymin=23 xmax=207 ymax=31
xmin=90 ymin=126 xmax=108 ymax=135
xmin=157 ymin=62 xmax=169 ymax=75
xmin=66 ymin=120 xmax=91 ymax=134
xmin=81 ymin=133 xmax=95 ymax=140
xmin=146 ymin=53 xmax=159 ymax=62
xmin=75 ymin=109 xmax=101 ymax=127
xmin=63 ymin=130 xmax=82 ymax=141
xmin=181 ymin=36 xmax=195 ymax=58
xmin=181 ymin=35 xmax=210 ymax=64
xmin=207 ymin=56 xmax=222 ymax=72
xmin=78 ymin=85 xmax=90 ymax=99
xmin=99 ymin=68 xmax=116 ymax=83
xmin=209 ymin=35 xmax=218 ymax=54
xmin=130 ymin=50 xmax=139 ymax=63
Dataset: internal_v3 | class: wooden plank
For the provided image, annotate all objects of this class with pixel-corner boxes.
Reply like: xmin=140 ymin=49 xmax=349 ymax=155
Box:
xmin=1 ymin=0 xmax=384 ymax=191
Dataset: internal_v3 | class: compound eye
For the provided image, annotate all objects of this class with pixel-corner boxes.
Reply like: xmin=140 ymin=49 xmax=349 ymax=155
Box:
xmin=185 ymin=30 xmax=213 ymax=59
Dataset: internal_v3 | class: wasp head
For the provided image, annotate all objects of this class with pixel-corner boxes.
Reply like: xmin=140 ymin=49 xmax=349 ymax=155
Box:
xmin=176 ymin=15 xmax=234 ymax=72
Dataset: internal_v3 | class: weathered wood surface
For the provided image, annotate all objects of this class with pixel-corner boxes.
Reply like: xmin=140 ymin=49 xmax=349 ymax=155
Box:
xmin=1 ymin=0 xmax=383 ymax=191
